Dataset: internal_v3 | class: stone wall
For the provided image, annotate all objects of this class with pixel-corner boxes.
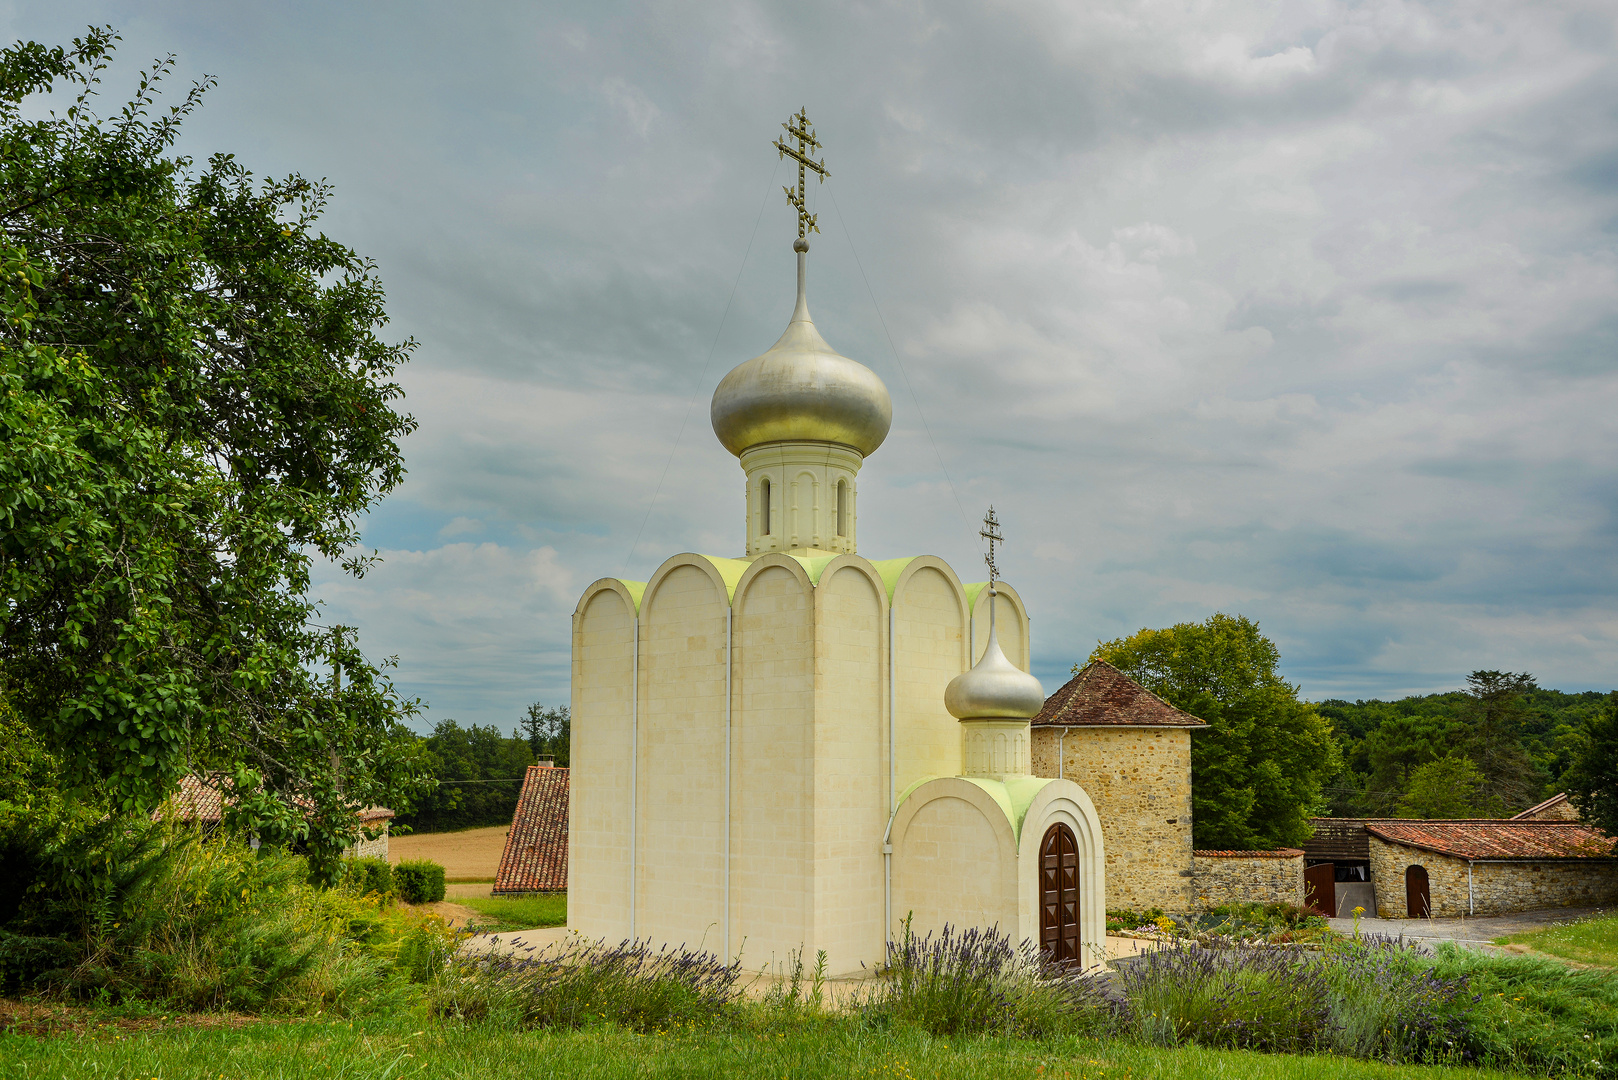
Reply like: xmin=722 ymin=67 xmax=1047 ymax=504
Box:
xmin=1031 ymin=726 xmax=1194 ymax=913
xmin=1369 ymin=837 xmax=1618 ymax=917
xmin=347 ymin=825 xmax=389 ymax=861
xmin=1190 ymin=849 xmax=1304 ymax=910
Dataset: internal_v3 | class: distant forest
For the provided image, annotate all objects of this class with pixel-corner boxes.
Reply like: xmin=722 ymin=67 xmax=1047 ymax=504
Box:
xmin=1318 ymin=674 xmax=1607 ymax=819
xmin=393 ymin=704 xmax=569 ymax=833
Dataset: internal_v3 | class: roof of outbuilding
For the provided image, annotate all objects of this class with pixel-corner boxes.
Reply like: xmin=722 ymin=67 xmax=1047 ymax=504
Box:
xmin=155 ymin=774 xmax=394 ymax=826
xmin=1030 ymin=661 xmax=1209 ymax=728
xmin=1511 ymin=792 xmax=1574 ymax=821
xmin=493 ymin=765 xmax=570 ymax=894
xmin=1364 ymin=820 xmax=1617 ymax=861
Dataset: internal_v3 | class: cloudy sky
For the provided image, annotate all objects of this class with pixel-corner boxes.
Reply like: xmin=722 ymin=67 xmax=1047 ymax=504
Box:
xmin=16 ymin=1 xmax=1618 ymax=729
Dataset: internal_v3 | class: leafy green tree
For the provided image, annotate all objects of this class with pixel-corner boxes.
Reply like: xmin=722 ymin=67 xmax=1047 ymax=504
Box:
xmin=519 ymin=702 xmax=571 ymax=766
xmin=398 ymin=721 xmax=534 ymax=832
xmin=1364 ymin=714 xmax=1455 ymax=793
xmin=1566 ymin=692 xmax=1618 ymax=836
xmin=1396 ymin=754 xmax=1485 ymax=818
xmin=1090 ymin=613 xmax=1341 ymax=850
xmin=0 ymin=29 xmax=429 ymax=854
xmin=1460 ymin=671 xmax=1548 ymax=815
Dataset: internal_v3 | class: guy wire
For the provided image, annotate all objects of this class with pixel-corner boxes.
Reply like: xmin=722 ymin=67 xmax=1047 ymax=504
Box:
xmin=622 ymin=158 xmax=781 ymax=575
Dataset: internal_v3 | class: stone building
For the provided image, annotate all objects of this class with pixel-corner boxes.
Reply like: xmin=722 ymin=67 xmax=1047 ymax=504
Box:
xmin=1029 ymin=661 xmax=1206 ymax=913
xmin=567 ymin=124 xmax=1106 ymax=975
xmin=1303 ymin=803 xmax=1618 ymax=918
xmin=1365 ymin=820 xmax=1618 ymax=917
xmin=155 ymin=773 xmax=395 ymax=858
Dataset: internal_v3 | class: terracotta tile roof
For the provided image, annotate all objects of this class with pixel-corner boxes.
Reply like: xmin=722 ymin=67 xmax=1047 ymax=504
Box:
xmin=493 ymin=765 xmax=569 ymax=894
xmin=1031 ymin=661 xmax=1209 ymax=728
xmin=1305 ymin=818 xmax=1372 ymax=861
xmin=1193 ymin=848 xmax=1305 ymax=858
xmin=1511 ymin=793 xmax=1577 ymax=821
xmin=1364 ymin=820 xmax=1617 ymax=861
xmin=155 ymin=774 xmax=393 ymax=827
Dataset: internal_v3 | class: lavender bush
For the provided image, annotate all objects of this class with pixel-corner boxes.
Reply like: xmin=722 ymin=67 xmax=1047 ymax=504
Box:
xmin=429 ymin=937 xmax=741 ymax=1032
xmin=860 ymin=921 xmax=1111 ymax=1037
xmin=1116 ymin=943 xmax=1333 ymax=1053
xmin=1321 ymin=936 xmax=1473 ymax=1063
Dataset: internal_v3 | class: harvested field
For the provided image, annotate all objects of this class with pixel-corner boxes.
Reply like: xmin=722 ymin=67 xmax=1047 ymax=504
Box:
xmin=389 ymin=824 xmax=508 ymax=880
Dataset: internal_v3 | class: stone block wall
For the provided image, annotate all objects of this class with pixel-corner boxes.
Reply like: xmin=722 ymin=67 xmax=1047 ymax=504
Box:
xmin=1369 ymin=837 xmax=1618 ymax=917
xmin=1190 ymin=849 xmax=1305 ymax=910
xmin=347 ymin=825 xmax=389 ymax=861
xmin=1031 ymin=727 xmax=1194 ymax=913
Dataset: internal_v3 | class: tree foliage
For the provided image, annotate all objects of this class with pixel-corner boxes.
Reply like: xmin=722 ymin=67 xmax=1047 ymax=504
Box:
xmin=1089 ymin=613 xmax=1341 ymax=851
xmin=1396 ymin=755 xmax=1485 ymax=819
xmin=0 ymin=29 xmax=429 ymax=853
xmin=396 ymin=720 xmax=536 ymax=833
xmin=519 ymin=702 xmax=570 ymax=766
xmin=1566 ymin=693 xmax=1618 ymax=836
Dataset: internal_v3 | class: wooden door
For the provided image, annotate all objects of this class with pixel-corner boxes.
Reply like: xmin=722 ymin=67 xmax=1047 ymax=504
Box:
xmin=1040 ymin=822 xmax=1080 ymax=965
xmin=1304 ymin=862 xmax=1336 ymax=917
xmin=1405 ymin=864 xmax=1430 ymax=918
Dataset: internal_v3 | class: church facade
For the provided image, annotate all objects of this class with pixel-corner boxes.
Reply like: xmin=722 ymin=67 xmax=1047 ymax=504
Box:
xmin=567 ymin=115 xmax=1106 ymax=975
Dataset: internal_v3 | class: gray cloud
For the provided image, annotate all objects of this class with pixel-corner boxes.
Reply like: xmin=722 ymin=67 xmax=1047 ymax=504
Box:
xmin=12 ymin=0 xmax=1618 ymax=726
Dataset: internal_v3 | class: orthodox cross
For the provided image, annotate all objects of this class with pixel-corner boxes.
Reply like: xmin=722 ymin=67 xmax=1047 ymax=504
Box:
xmin=773 ymin=107 xmax=829 ymax=242
xmin=981 ymin=506 xmax=1003 ymax=592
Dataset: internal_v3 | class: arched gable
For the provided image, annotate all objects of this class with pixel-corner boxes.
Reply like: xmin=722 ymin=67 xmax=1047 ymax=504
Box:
xmin=967 ymin=582 xmax=1031 ymax=673
xmin=890 ymin=777 xmax=1020 ymax=941
xmin=884 ymin=557 xmax=969 ymax=788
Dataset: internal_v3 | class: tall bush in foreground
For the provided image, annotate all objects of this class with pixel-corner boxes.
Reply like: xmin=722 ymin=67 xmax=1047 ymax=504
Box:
xmin=0 ymin=27 xmax=429 ymax=852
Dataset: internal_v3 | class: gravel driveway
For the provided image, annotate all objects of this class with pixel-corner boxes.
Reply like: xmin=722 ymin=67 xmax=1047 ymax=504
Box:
xmin=1326 ymin=906 xmax=1603 ymax=952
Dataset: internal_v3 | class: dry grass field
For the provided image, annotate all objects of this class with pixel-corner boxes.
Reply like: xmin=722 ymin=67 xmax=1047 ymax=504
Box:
xmin=388 ymin=824 xmax=509 ymax=880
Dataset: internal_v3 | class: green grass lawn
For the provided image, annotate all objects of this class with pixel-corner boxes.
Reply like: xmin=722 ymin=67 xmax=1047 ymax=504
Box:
xmin=458 ymin=892 xmax=566 ymax=933
xmin=0 ymin=1013 xmax=1522 ymax=1080
xmin=1496 ymin=911 xmax=1618 ymax=967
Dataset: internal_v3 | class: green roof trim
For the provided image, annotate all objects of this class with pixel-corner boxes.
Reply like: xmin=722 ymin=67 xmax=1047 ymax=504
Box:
xmin=894 ymin=773 xmax=1057 ymax=842
xmin=695 ymin=555 xmax=753 ymax=601
xmin=869 ymin=557 xmax=921 ymax=601
xmin=790 ymin=553 xmax=840 ymax=585
xmin=963 ymin=582 xmax=988 ymax=611
xmin=621 ymin=581 xmax=646 ymax=614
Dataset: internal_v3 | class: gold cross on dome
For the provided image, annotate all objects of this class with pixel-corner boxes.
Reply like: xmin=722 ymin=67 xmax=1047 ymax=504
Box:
xmin=773 ymin=107 xmax=829 ymax=241
xmin=981 ymin=506 xmax=1004 ymax=588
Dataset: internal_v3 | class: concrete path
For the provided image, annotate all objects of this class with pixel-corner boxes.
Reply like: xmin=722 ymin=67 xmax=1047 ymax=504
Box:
xmin=1325 ymin=906 xmax=1602 ymax=952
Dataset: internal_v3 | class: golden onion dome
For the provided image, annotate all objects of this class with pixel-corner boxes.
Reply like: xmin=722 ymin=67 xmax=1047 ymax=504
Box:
xmin=711 ymin=254 xmax=892 ymax=458
xmin=945 ymin=621 xmax=1046 ymax=720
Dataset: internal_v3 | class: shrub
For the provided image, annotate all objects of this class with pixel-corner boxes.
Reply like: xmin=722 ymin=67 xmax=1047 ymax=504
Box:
xmin=340 ymin=857 xmax=393 ymax=897
xmin=1319 ymin=937 xmax=1473 ymax=1062
xmin=395 ymin=859 xmax=446 ymax=904
xmin=1116 ymin=944 xmax=1332 ymax=1053
xmin=429 ymin=937 xmax=740 ymax=1032
xmin=860 ymin=921 xmax=1112 ymax=1038
xmin=1105 ymin=907 xmax=1165 ymax=934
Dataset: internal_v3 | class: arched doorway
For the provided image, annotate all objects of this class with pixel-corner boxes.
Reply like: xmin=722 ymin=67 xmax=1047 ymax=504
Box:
xmin=1040 ymin=822 xmax=1080 ymax=964
xmin=1405 ymin=865 xmax=1430 ymax=918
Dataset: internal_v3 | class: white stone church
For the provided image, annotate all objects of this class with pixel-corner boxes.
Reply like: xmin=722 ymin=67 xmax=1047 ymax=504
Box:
xmin=566 ymin=117 xmax=1106 ymax=975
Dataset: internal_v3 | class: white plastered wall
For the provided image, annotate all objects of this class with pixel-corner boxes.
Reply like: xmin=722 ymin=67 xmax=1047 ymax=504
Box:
xmin=730 ymin=558 xmax=815 ymax=968
xmin=811 ymin=558 xmax=888 ymax=973
xmin=566 ymin=580 xmax=636 ymax=941
xmin=970 ymin=585 xmax=1030 ymax=672
xmin=635 ymin=558 xmax=730 ymax=951
xmin=889 ymin=559 xmax=968 ymax=790
xmin=889 ymin=779 xmax=1019 ymax=940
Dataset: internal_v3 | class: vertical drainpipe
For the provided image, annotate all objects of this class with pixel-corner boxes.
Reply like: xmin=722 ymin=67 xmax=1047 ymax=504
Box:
xmin=1468 ymin=861 xmax=1474 ymax=916
xmin=882 ymin=605 xmax=895 ymax=948
xmin=724 ymin=602 xmax=733 ymax=960
xmin=1058 ymin=728 xmax=1066 ymax=781
xmin=629 ymin=607 xmax=639 ymax=941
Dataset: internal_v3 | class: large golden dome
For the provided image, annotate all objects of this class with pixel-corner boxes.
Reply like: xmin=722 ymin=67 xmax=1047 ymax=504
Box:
xmin=711 ymin=256 xmax=892 ymax=458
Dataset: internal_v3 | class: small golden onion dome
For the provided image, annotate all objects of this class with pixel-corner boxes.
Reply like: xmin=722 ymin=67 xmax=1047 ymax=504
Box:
xmin=945 ymin=622 xmax=1046 ymax=720
xmin=711 ymin=255 xmax=892 ymax=458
